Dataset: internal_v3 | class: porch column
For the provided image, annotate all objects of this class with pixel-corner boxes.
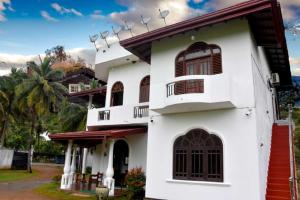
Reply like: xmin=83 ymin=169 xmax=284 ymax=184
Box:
xmin=70 ymin=147 xmax=76 ymax=184
xmin=81 ymin=148 xmax=88 ymax=174
xmin=104 ymin=139 xmax=115 ymax=196
xmin=61 ymin=140 xmax=73 ymax=190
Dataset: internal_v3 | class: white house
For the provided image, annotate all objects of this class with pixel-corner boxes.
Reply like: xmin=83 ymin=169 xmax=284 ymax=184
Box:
xmin=50 ymin=0 xmax=297 ymax=199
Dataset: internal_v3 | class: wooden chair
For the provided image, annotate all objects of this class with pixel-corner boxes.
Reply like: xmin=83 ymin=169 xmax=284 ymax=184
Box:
xmin=74 ymin=173 xmax=87 ymax=190
xmin=88 ymin=172 xmax=103 ymax=190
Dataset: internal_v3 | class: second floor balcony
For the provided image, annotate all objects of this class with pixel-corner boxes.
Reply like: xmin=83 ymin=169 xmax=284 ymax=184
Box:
xmin=150 ymin=74 xmax=235 ymax=114
xmin=87 ymin=103 xmax=149 ymax=127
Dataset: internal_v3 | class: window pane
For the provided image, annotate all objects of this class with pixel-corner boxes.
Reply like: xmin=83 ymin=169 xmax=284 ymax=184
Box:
xmin=208 ymin=150 xmax=222 ymax=180
xmin=191 ymin=150 xmax=204 ymax=178
xmin=175 ymin=149 xmax=187 ymax=178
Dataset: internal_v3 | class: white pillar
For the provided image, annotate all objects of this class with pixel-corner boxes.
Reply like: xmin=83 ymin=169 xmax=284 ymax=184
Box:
xmin=81 ymin=148 xmax=88 ymax=174
xmin=88 ymin=94 xmax=93 ymax=109
xmin=70 ymin=147 xmax=76 ymax=184
xmin=61 ymin=140 xmax=73 ymax=190
xmin=104 ymin=139 xmax=115 ymax=196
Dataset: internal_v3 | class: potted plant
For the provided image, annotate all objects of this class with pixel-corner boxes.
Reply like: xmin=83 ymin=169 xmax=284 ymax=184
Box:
xmin=95 ymin=185 xmax=109 ymax=200
xmin=125 ymin=167 xmax=146 ymax=200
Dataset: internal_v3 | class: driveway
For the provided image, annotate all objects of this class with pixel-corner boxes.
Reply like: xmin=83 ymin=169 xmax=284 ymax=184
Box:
xmin=0 ymin=163 xmax=62 ymax=200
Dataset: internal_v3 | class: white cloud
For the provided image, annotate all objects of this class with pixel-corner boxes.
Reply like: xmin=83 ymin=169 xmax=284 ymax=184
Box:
xmin=290 ymin=57 xmax=300 ymax=76
xmin=0 ymin=48 xmax=97 ymax=76
xmin=90 ymin=10 xmax=105 ymax=20
xmin=108 ymin=0 xmax=206 ymax=40
xmin=51 ymin=3 xmax=83 ymax=17
xmin=204 ymin=0 xmax=300 ymax=21
xmin=0 ymin=0 xmax=12 ymax=22
xmin=40 ymin=11 xmax=58 ymax=22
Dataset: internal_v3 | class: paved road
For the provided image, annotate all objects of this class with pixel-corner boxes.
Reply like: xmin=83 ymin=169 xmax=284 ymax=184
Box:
xmin=0 ymin=164 xmax=61 ymax=200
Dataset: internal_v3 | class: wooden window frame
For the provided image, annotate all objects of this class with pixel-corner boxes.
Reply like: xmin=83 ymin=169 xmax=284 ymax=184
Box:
xmin=110 ymin=81 xmax=124 ymax=107
xmin=139 ymin=75 xmax=150 ymax=103
xmin=173 ymin=129 xmax=223 ymax=182
xmin=175 ymin=42 xmax=222 ymax=77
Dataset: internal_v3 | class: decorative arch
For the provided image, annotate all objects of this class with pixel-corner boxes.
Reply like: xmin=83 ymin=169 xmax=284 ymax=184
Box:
xmin=175 ymin=42 xmax=222 ymax=77
xmin=139 ymin=75 xmax=150 ymax=103
xmin=111 ymin=81 xmax=124 ymax=106
xmin=173 ymin=128 xmax=223 ymax=182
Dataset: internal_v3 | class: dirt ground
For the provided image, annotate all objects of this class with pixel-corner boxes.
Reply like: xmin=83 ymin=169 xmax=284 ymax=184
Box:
xmin=0 ymin=164 xmax=62 ymax=200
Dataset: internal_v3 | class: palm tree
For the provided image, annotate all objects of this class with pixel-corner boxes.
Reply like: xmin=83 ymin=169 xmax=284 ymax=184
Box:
xmin=0 ymin=68 xmax=27 ymax=147
xmin=15 ymin=58 xmax=68 ymax=172
xmin=46 ymin=100 xmax=87 ymax=134
xmin=59 ymin=102 xmax=87 ymax=132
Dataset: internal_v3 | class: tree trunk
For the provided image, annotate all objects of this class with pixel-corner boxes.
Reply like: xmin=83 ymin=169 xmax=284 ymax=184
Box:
xmin=0 ymin=119 xmax=8 ymax=148
xmin=27 ymin=142 xmax=32 ymax=173
xmin=27 ymin=112 xmax=35 ymax=173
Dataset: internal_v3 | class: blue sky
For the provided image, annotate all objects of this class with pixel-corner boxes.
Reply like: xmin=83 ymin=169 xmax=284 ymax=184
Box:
xmin=0 ymin=0 xmax=299 ymax=75
xmin=0 ymin=0 xmax=128 ymax=55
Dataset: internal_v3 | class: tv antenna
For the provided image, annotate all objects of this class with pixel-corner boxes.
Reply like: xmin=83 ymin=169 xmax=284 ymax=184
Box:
xmin=100 ymin=31 xmax=110 ymax=48
xmin=124 ymin=21 xmax=135 ymax=37
xmin=112 ymin=26 xmax=122 ymax=41
xmin=141 ymin=15 xmax=151 ymax=32
xmin=89 ymin=34 xmax=99 ymax=51
xmin=159 ymin=9 xmax=170 ymax=26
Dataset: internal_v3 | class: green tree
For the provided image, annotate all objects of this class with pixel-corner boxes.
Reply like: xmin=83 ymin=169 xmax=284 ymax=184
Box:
xmin=0 ymin=68 xmax=27 ymax=147
xmin=46 ymin=101 xmax=87 ymax=132
xmin=15 ymin=58 xmax=67 ymax=172
xmin=45 ymin=45 xmax=68 ymax=63
xmin=89 ymin=78 xmax=99 ymax=89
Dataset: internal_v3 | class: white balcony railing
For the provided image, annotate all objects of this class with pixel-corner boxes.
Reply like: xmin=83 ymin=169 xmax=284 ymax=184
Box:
xmin=133 ymin=106 xmax=149 ymax=118
xmin=98 ymin=110 xmax=110 ymax=120
xmin=69 ymin=84 xmax=91 ymax=94
xmin=150 ymin=74 xmax=235 ymax=114
xmin=87 ymin=104 xmax=149 ymax=127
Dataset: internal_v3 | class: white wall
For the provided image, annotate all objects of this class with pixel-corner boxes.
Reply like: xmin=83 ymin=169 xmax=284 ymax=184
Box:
xmin=0 ymin=149 xmax=14 ymax=169
xmin=150 ymin=19 xmax=255 ymax=111
xmin=250 ymin=34 xmax=275 ymax=199
xmin=91 ymin=134 xmax=147 ymax=175
xmin=127 ymin=133 xmax=148 ymax=171
xmin=105 ymin=61 xmax=150 ymax=108
xmin=146 ymin=109 xmax=261 ymax=200
xmin=92 ymin=143 xmax=108 ymax=174
xmin=145 ymin=19 xmax=264 ymax=200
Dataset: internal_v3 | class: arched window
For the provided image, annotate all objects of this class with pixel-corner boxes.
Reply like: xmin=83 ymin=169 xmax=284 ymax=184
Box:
xmin=175 ymin=42 xmax=222 ymax=77
xmin=173 ymin=129 xmax=223 ymax=182
xmin=139 ymin=75 xmax=150 ymax=103
xmin=111 ymin=82 xmax=124 ymax=106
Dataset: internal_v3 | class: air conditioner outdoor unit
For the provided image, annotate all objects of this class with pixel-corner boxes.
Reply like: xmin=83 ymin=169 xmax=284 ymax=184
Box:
xmin=270 ymin=73 xmax=280 ymax=86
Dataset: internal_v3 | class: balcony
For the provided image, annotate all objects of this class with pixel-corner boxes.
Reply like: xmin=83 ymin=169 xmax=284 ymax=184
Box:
xmin=151 ymin=74 xmax=235 ymax=114
xmin=87 ymin=104 xmax=149 ymax=128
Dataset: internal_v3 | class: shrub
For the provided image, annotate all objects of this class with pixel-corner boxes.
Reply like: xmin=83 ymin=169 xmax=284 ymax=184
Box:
xmin=86 ymin=166 xmax=92 ymax=174
xmin=125 ymin=167 xmax=146 ymax=200
xmin=52 ymin=175 xmax=61 ymax=182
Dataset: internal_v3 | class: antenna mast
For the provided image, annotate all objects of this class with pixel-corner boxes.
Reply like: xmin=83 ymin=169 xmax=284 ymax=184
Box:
xmin=89 ymin=34 xmax=99 ymax=51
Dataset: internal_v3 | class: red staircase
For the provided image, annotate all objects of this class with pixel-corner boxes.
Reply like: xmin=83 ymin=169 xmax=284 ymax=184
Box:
xmin=266 ymin=124 xmax=295 ymax=200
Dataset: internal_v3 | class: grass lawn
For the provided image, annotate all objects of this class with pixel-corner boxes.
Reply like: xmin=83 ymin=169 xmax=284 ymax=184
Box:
xmin=35 ymin=182 xmax=96 ymax=200
xmin=0 ymin=169 xmax=38 ymax=182
xmin=35 ymin=182 xmax=131 ymax=200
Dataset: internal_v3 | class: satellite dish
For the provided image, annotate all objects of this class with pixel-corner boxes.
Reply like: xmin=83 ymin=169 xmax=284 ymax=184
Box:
xmin=124 ymin=21 xmax=135 ymax=37
xmin=141 ymin=15 xmax=151 ymax=32
xmin=159 ymin=9 xmax=170 ymax=26
xmin=112 ymin=26 xmax=122 ymax=40
xmin=89 ymin=34 xmax=99 ymax=51
xmin=100 ymin=31 xmax=110 ymax=48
